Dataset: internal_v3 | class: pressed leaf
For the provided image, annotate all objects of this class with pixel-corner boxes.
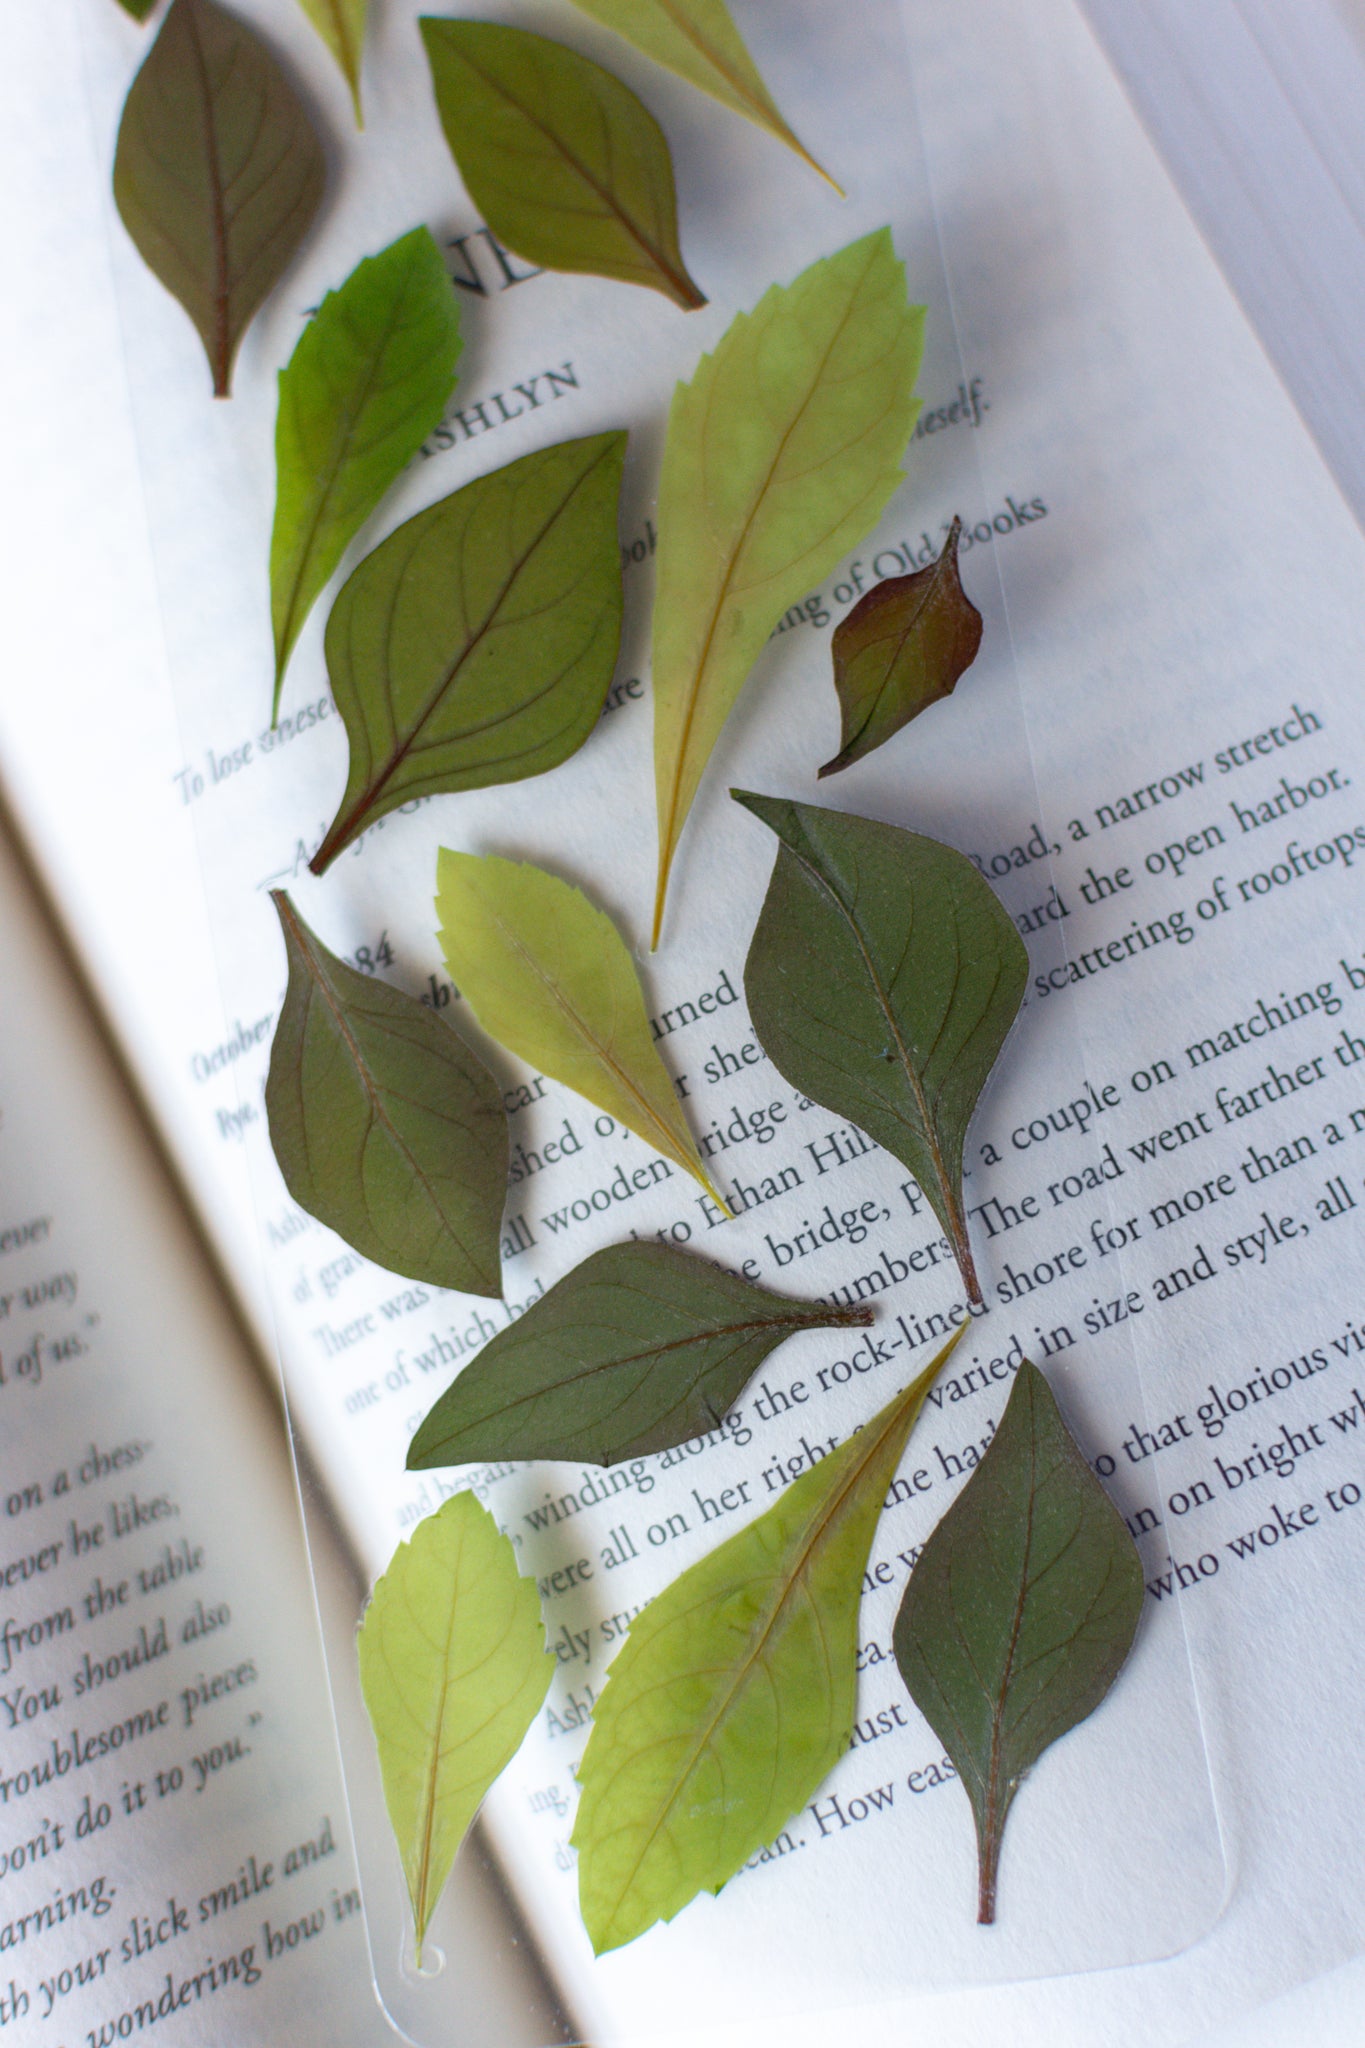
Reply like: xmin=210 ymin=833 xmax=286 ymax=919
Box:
xmin=311 ymin=432 xmax=626 ymax=874
xmin=893 ymin=1360 xmax=1144 ymax=1923
xmin=115 ymin=0 xmax=158 ymax=22
xmin=420 ymin=19 xmax=705 ymax=311
xmin=651 ymin=230 xmax=924 ymax=944
xmin=265 ymin=890 xmax=507 ymax=1296
xmin=734 ymin=794 xmax=1027 ymax=1306
xmin=572 ymin=1325 xmax=964 ymax=1953
xmin=408 ymin=1240 xmax=873 ymax=1468
xmin=358 ymin=1490 xmax=554 ymax=1959
xmin=270 ymin=228 xmax=463 ymax=718
xmin=113 ymin=0 xmax=325 ymax=397
xmin=435 ymin=851 xmax=730 ymax=1216
xmin=820 ymin=515 xmax=983 ymax=777
xmin=565 ymin=0 xmax=839 ymax=191
xmin=295 ymin=0 xmax=366 ymax=123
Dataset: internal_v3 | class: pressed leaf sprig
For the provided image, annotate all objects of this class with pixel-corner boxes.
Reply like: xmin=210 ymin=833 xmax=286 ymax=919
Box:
xmin=735 ymin=795 xmax=1027 ymax=1305
xmin=421 ymin=20 xmax=706 ymax=310
xmin=113 ymin=0 xmax=326 ymax=397
xmin=435 ymin=850 xmax=732 ymax=1215
xmin=893 ymin=1360 xmax=1144 ymax=1923
xmin=821 ymin=515 xmax=983 ymax=777
xmin=270 ymin=227 xmax=463 ymax=718
xmin=265 ymin=890 xmax=508 ymax=1297
xmin=564 ymin=0 xmax=841 ymax=192
xmin=311 ymin=432 xmax=627 ymax=874
xmin=407 ymin=1240 xmax=873 ymax=1468
xmin=358 ymin=1490 xmax=554 ymax=1960
xmin=651 ymin=229 xmax=925 ymax=944
xmin=572 ymin=1326 xmax=964 ymax=1953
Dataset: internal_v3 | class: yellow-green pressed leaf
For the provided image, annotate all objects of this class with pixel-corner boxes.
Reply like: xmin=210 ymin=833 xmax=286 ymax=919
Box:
xmin=435 ymin=850 xmax=731 ymax=1215
xmin=650 ymin=229 xmax=924 ymax=944
xmin=294 ymin=0 xmax=366 ymax=123
xmin=564 ymin=0 xmax=839 ymax=191
xmin=571 ymin=1325 xmax=964 ymax=1953
xmin=893 ymin=1360 xmax=1144 ymax=1923
xmin=310 ymin=432 xmax=626 ymax=874
xmin=270 ymin=227 xmax=463 ymax=718
xmin=420 ymin=19 xmax=705 ymax=311
xmin=113 ymin=0 xmax=325 ymax=397
xmin=358 ymin=1491 xmax=554 ymax=1959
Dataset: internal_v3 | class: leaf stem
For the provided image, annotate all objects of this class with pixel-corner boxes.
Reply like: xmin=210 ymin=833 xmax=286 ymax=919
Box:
xmin=976 ymin=1823 xmax=1000 ymax=1925
xmin=944 ymin=1189 xmax=982 ymax=1308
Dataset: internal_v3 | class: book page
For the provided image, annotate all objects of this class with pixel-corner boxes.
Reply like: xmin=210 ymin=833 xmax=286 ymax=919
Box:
xmin=30 ymin=0 xmax=1225 ymax=2029
xmin=3 ymin=0 xmax=1365 ymax=2040
xmin=0 ymin=817 xmax=394 ymax=2045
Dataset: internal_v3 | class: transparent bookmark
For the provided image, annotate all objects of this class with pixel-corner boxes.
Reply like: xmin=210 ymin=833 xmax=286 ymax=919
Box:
xmin=75 ymin=0 xmax=1230 ymax=2034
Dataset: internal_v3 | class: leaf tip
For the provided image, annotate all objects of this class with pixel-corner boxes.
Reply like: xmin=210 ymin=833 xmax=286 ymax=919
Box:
xmin=728 ymin=787 xmax=781 ymax=834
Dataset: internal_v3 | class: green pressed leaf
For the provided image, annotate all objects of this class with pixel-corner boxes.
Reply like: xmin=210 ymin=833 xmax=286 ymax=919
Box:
xmin=420 ymin=19 xmax=705 ymax=311
xmin=893 ymin=1360 xmax=1143 ymax=1923
xmin=435 ymin=851 xmax=730 ymax=1215
xmin=311 ymin=432 xmax=626 ymax=874
xmin=264 ymin=890 xmax=507 ymax=1296
xmin=270 ymin=228 xmax=463 ymax=718
xmin=115 ymin=0 xmax=158 ymax=23
xmin=408 ymin=1241 xmax=872 ymax=1468
xmin=734 ymin=795 xmax=1027 ymax=1306
xmin=564 ymin=0 xmax=839 ymax=191
xmin=295 ymin=0 xmax=366 ymax=123
xmin=358 ymin=1490 xmax=554 ymax=1959
xmin=572 ymin=1325 xmax=963 ymax=1953
xmin=113 ymin=0 xmax=325 ymax=397
xmin=651 ymin=231 xmax=924 ymax=944
xmin=820 ymin=515 xmax=983 ymax=777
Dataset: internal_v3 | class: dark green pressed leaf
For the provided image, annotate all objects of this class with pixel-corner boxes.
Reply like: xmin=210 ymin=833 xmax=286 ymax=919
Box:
xmin=734 ymin=794 xmax=1027 ymax=1305
xmin=419 ymin=19 xmax=705 ymax=311
xmin=270 ymin=228 xmax=463 ymax=719
xmin=115 ymin=0 xmax=158 ymax=22
xmin=893 ymin=1360 xmax=1143 ymax=1923
xmin=358 ymin=1491 xmax=554 ymax=1959
xmin=820 ymin=515 xmax=983 ymax=777
xmin=572 ymin=1326 xmax=963 ymax=1953
xmin=113 ymin=0 xmax=326 ymax=397
xmin=264 ymin=890 xmax=507 ymax=1296
xmin=407 ymin=1241 xmax=873 ymax=1468
xmin=310 ymin=432 xmax=626 ymax=874
xmin=563 ymin=0 xmax=839 ymax=191
xmin=295 ymin=0 xmax=367 ymax=124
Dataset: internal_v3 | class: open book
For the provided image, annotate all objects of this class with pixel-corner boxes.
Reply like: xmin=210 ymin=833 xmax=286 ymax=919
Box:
xmin=5 ymin=0 xmax=1365 ymax=2040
